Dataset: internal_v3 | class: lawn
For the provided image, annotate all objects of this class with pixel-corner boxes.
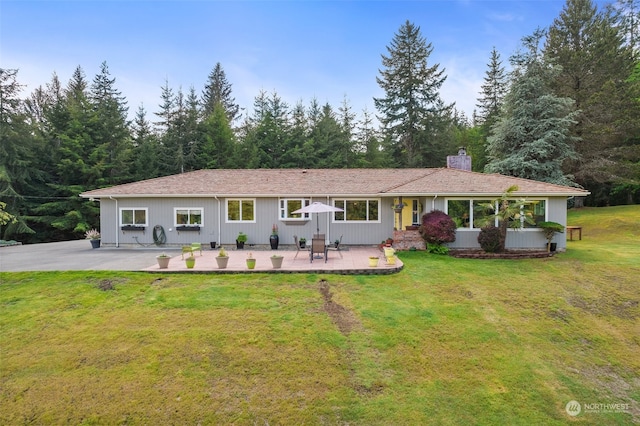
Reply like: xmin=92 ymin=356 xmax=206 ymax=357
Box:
xmin=1 ymin=206 xmax=638 ymax=425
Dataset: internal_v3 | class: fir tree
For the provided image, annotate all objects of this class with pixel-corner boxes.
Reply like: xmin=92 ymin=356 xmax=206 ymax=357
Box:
xmin=486 ymin=29 xmax=579 ymax=187
xmin=374 ymin=20 xmax=453 ymax=167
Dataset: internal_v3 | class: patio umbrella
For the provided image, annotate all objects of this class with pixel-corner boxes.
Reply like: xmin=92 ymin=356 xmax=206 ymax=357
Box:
xmin=292 ymin=201 xmax=344 ymax=234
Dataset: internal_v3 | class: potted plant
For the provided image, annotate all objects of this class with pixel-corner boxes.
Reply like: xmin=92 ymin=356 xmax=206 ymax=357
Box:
xmin=334 ymin=238 xmax=340 ymax=248
xmin=538 ymin=221 xmax=564 ymax=252
xmin=270 ymin=224 xmax=279 ymax=250
xmin=246 ymin=252 xmax=256 ymax=269
xmin=368 ymin=256 xmax=379 ymax=267
xmin=392 ymin=201 xmax=407 ymax=213
xmin=216 ymin=246 xmax=229 ymax=269
xmin=85 ymin=229 xmax=101 ymax=249
xmin=299 ymin=237 xmax=306 ymax=249
xmin=236 ymin=232 xmax=247 ymax=249
xmin=270 ymin=254 xmax=284 ymax=269
xmin=156 ymin=253 xmax=171 ymax=269
xmin=185 ymin=253 xmax=196 ymax=269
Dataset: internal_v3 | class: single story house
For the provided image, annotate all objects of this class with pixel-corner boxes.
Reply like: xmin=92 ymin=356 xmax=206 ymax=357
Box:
xmin=79 ymin=167 xmax=590 ymax=251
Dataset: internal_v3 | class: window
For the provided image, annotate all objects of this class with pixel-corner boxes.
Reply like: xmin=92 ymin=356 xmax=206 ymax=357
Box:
xmin=446 ymin=198 xmax=547 ymax=229
xmin=227 ymin=199 xmax=255 ymax=222
xmin=280 ymin=198 xmax=310 ymax=220
xmin=175 ymin=208 xmax=203 ymax=226
xmin=447 ymin=200 xmax=471 ymax=228
xmin=120 ymin=208 xmax=147 ymax=226
xmin=333 ymin=199 xmax=379 ymax=222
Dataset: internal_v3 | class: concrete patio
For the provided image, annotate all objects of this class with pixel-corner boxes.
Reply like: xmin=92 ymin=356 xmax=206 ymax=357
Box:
xmin=0 ymin=240 xmax=403 ymax=274
xmin=144 ymin=246 xmax=403 ymax=274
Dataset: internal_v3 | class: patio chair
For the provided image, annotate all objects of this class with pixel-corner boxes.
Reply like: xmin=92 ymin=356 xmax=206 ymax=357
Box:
xmin=181 ymin=245 xmax=193 ymax=259
xmin=191 ymin=242 xmax=202 ymax=256
xmin=293 ymin=235 xmax=309 ymax=259
xmin=310 ymin=238 xmax=328 ymax=263
xmin=327 ymin=234 xmax=343 ymax=258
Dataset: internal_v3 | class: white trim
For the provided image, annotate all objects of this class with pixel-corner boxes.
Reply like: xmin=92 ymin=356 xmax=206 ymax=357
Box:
xmin=173 ymin=207 xmax=204 ymax=227
xmin=225 ymin=198 xmax=256 ymax=223
xmin=119 ymin=207 xmax=148 ymax=227
xmin=332 ymin=198 xmax=382 ymax=223
xmin=279 ymin=198 xmax=311 ymax=221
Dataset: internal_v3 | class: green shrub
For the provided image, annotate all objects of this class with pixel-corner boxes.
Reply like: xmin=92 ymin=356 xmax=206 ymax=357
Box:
xmin=478 ymin=225 xmax=504 ymax=253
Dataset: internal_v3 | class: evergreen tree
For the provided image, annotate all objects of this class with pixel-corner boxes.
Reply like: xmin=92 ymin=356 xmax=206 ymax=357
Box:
xmin=354 ymin=107 xmax=386 ymax=167
xmin=89 ymin=61 xmax=132 ymax=186
xmin=198 ymin=102 xmax=236 ymax=169
xmin=0 ymin=69 xmax=37 ymax=239
xmin=486 ymin=29 xmax=579 ymax=186
xmin=131 ymin=105 xmax=160 ymax=180
xmin=202 ymin=62 xmax=240 ymax=123
xmin=544 ymin=0 xmax=639 ymax=203
xmin=374 ymin=20 xmax=453 ymax=167
xmin=476 ymin=47 xmax=509 ymax=129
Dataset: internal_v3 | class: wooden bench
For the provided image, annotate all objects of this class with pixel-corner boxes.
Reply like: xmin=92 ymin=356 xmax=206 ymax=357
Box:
xmin=566 ymin=226 xmax=583 ymax=241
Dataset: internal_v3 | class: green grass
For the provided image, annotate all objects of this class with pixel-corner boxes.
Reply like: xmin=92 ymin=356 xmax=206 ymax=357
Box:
xmin=1 ymin=206 xmax=638 ymax=425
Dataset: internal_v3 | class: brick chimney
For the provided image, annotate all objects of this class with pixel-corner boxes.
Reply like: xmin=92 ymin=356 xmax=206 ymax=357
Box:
xmin=447 ymin=147 xmax=472 ymax=171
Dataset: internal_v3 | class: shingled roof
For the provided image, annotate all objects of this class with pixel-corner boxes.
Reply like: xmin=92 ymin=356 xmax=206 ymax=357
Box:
xmin=80 ymin=168 xmax=590 ymax=198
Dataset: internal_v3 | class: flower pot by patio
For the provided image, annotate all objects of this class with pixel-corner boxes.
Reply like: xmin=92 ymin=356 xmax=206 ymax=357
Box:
xmin=386 ymin=255 xmax=396 ymax=265
xmin=90 ymin=239 xmax=101 ymax=249
xmin=384 ymin=247 xmax=395 ymax=258
xmin=185 ymin=256 xmax=196 ymax=269
xmin=270 ymin=234 xmax=279 ymax=249
xmin=270 ymin=255 xmax=284 ymax=269
xmin=156 ymin=255 xmax=170 ymax=269
xmin=210 ymin=242 xmax=217 ymax=249
xmin=369 ymin=256 xmax=379 ymax=267
xmin=216 ymin=256 xmax=229 ymax=269
xmin=246 ymin=258 xmax=256 ymax=269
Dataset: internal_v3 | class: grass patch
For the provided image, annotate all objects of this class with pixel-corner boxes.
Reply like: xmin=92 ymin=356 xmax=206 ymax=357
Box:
xmin=1 ymin=206 xmax=639 ymax=424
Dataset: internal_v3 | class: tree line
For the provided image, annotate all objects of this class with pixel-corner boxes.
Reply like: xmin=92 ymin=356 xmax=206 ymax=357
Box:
xmin=1 ymin=0 xmax=638 ymax=243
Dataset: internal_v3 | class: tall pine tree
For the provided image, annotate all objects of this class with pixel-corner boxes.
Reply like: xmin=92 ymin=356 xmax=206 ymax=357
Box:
xmin=375 ymin=20 xmax=453 ymax=167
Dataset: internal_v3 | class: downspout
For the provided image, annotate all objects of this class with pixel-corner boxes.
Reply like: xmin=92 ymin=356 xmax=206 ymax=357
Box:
xmin=215 ymin=196 xmax=221 ymax=246
xmin=110 ymin=196 xmax=119 ymax=247
xmin=432 ymin=194 xmax=438 ymax=211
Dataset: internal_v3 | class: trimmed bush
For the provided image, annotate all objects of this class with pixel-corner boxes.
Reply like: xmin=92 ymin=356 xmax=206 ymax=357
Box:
xmin=420 ymin=210 xmax=456 ymax=245
xmin=478 ymin=225 xmax=504 ymax=253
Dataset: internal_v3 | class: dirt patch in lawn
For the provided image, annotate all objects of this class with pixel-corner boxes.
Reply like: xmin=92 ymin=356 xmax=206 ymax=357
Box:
xmin=318 ymin=279 xmax=362 ymax=335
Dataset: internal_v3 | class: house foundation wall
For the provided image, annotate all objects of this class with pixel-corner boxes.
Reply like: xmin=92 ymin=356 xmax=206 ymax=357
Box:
xmin=392 ymin=230 xmax=426 ymax=251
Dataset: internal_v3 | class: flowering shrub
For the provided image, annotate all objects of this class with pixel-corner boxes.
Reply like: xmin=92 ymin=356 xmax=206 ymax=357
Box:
xmin=419 ymin=210 xmax=456 ymax=245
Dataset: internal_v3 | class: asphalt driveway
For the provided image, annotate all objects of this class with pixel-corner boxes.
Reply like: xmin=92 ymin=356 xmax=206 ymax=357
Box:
xmin=0 ymin=240 xmax=165 ymax=272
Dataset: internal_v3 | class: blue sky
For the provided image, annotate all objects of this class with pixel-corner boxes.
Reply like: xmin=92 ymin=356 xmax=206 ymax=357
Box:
xmin=2 ymin=0 xmax=609 ymax=121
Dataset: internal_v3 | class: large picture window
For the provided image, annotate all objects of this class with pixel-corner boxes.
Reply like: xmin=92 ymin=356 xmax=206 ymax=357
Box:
xmin=175 ymin=208 xmax=203 ymax=226
xmin=120 ymin=208 xmax=148 ymax=226
xmin=227 ymin=199 xmax=255 ymax=222
xmin=280 ymin=199 xmax=310 ymax=220
xmin=333 ymin=199 xmax=379 ymax=222
xmin=446 ymin=199 xmax=547 ymax=229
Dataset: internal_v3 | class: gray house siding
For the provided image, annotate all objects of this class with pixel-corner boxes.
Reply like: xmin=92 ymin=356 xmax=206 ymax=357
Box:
xmin=96 ymin=194 xmax=571 ymax=250
xmin=445 ymin=197 xmax=569 ymax=250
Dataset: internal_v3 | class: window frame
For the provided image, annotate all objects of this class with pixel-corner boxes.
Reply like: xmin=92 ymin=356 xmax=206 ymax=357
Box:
xmin=332 ymin=198 xmax=381 ymax=223
xmin=279 ymin=198 xmax=311 ymax=221
xmin=225 ymin=198 xmax=256 ymax=223
xmin=119 ymin=207 xmax=148 ymax=227
xmin=174 ymin=207 xmax=204 ymax=227
xmin=445 ymin=198 xmax=548 ymax=230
